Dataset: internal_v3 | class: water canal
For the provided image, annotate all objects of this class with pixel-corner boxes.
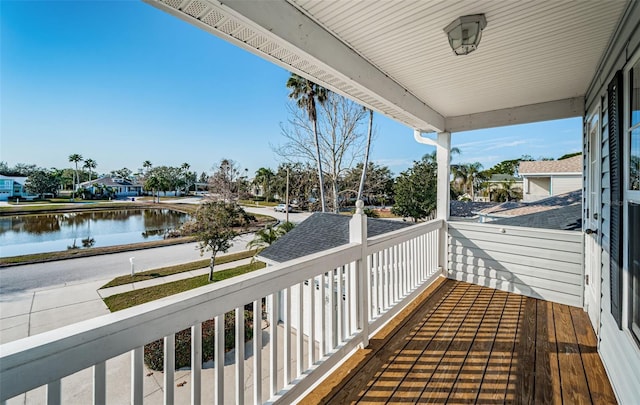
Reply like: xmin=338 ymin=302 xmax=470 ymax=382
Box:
xmin=0 ymin=209 xmax=190 ymax=257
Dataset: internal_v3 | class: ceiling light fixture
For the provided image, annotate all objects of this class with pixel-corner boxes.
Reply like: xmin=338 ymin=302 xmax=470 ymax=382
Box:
xmin=444 ymin=14 xmax=487 ymax=56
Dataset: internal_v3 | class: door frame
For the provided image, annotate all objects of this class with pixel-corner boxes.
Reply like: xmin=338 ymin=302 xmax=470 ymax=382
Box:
xmin=585 ymin=105 xmax=602 ymax=336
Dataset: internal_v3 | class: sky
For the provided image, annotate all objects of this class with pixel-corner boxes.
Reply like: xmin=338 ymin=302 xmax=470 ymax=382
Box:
xmin=1 ymin=1 xmax=582 ymax=178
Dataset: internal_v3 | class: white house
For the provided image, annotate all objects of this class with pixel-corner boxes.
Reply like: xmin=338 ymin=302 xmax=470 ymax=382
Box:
xmin=519 ymin=155 xmax=582 ymax=202
xmin=80 ymin=176 xmax=143 ymax=198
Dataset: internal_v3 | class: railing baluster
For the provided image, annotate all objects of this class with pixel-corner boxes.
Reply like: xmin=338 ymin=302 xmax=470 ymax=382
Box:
xmin=319 ymin=273 xmax=326 ymax=358
xmin=345 ymin=264 xmax=352 ymax=335
xmin=215 ymin=314 xmax=224 ymax=404
xmin=384 ymin=248 xmax=389 ymax=310
xmin=253 ymin=300 xmax=262 ymax=405
xmin=284 ymin=287 xmax=291 ymax=384
xmin=192 ymin=323 xmax=202 ymax=405
xmin=236 ymin=307 xmax=245 ymax=405
xmin=131 ymin=347 xmax=143 ymax=405
xmin=328 ymin=270 xmax=335 ymax=350
xmin=309 ymin=278 xmax=315 ymax=366
xmin=337 ymin=266 xmax=343 ymax=343
xmin=93 ymin=361 xmax=106 ymax=405
xmin=269 ymin=294 xmax=278 ymax=398
xmin=47 ymin=379 xmax=61 ymax=405
xmin=297 ymin=282 xmax=304 ymax=377
xmin=393 ymin=244 xmax=398 ymax=303
xmin=403 ymin=241 xmax=408 ymax=296
xmin=163 ymin=335 xmax=175 ymax=405
xmin=376 ymin=251 xmax=382 ymax=315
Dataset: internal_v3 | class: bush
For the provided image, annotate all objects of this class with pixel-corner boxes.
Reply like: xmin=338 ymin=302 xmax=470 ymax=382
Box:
xmin=144 ymin=309 xmax=255 ymax=371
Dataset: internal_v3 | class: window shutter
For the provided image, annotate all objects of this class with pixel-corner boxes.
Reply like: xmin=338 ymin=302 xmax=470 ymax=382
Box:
xmin=608 ymin=70 xmax=624 ymax=329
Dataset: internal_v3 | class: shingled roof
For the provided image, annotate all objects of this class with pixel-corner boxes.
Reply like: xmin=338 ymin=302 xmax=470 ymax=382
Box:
xmin=518 ymin=155 xmax=582 ymax=174
xmin=490 ymin=204 xmax=582 ymax=231
xmin=258 ymin=212 xmax=413 ymax=264
xmin=479 ymin=189 xmax=582 ymax=217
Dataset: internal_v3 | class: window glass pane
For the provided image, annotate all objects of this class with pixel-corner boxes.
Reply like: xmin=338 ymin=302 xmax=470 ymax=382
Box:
xmin=633 ymin=60 xmax=640 ymax=126
xmin=632 ymin=127 xmax=640 ymax=191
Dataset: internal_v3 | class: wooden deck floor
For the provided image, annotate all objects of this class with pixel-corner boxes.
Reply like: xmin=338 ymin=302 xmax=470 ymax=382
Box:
xmin=303 ymin=278 xmax=616 ymax=404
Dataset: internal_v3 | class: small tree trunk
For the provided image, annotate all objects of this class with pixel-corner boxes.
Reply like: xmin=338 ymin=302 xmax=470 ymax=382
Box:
xmin=209 ymin=255 xmax=216 ymax=282
xmin=358 ymin=109 xmax=373 ymax=202
xmin=313 ymin=119 xmax=327 ymax=212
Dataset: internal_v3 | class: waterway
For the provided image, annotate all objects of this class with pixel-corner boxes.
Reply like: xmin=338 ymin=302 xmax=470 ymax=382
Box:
xmin=0 ymin=209 xmax=190 ymax=257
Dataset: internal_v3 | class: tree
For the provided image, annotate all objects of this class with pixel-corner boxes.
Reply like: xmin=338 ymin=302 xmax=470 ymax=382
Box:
xmin=25 ymin=169 xmax=61 ymax=197
xmin=452 ymin=162 xmax=483 ymax=200
xmin=143 ymin=160 xmax=153 ymax=173
xmin=358 ymin=108 xmax=374 ymax=202
xmin=246 ymin=221 xmax=296 ymax=251
xmin=180 ymin=163 xmax=191 ymax=194
xmin=83 ymin=159 xmax=97 ymax=182
xmin=184 ymin=202 xmax=249 ymax=282
xmin=286 ymin=73 xmax=329 ymax=212
xmin=110 ymin=167 xmax=133 ymax=180
xmin=392 ymin=154 xmax=438 ymax=222
xmin=271 ymin=163 xmax=317 ymax=209
xmin=343 ymin=162 xmax=393 ymax=205
xmin=253 ymin=167 xmax=275 ymax=202
xmin=0 ymin=162 xmax=37 ymax=177
xmin=68 ymin=153 xmax=83 ymax=199
xmin=277 ymin=93 xmax=368 ymax=212
xmin=558 ymin=152 xmax=581 ymax=160
xmin=209 ymin=159 xmax=242 ymax=202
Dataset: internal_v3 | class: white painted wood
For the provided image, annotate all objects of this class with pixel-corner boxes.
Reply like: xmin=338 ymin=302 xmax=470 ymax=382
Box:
xmin=297 ymin=282 xmax=304 ymax=377
xmin=47 ymin=380 xmax=61 ymax=405
xmin=448 ymin=222 xmax=584 ymax=307
xmin=163 ymin=335 xmax=174 ymax=405
xmin=93 ymin=361 xmax=106 ymax=405
xmin=366 ymin=219 xmax=443 ymax=254
xmin=253 ymin=300 xmax=262 ymax=405
xmin=191 ymin=323 xmax=202 ymax=405
xmin=283 ymin=287 xmax=291 ymax=385
xmin=268 ymin=294 xmax=278 ymax=399
xmin=319 ymin=274 xmax=326 ymax=359
xmin=446 ymin=97 xmax=584 ymax=132
xmin=235 ymin=309 xmax=244 ymax=405
xmin=131 ymin=347 xmax=143 ymax=405
xmin=337 ymin=268 xmax=343 ymax=343
xmin=308 ymin=279 xmax=315 ymax=366
xmin=327 ymin=270 xmax=335 ymax=350
xmin=215 ymin=314 xmax=224 ymax=404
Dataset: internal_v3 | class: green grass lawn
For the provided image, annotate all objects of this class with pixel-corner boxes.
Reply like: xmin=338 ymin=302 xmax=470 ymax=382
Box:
xmin=101 ymin=249 xmax=259 ymax=288
xmin=103 ymin=261 xmax=266 ymax=312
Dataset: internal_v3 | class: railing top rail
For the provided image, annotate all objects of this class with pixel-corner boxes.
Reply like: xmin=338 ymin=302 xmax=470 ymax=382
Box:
xmin=0 ymin=242 xmax=360 ymax=401
xmin=366 ymin=218 xmax=443 ymax=254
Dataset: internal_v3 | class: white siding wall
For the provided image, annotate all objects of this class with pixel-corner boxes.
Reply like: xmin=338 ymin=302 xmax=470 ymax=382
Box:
xmin=448 ymin=222 xmax=584 ymax=307
xmin=551 ymin=174 xmax=582 ymax=195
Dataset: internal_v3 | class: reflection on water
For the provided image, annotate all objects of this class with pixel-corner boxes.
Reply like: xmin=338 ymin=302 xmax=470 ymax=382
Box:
xmin=0 ymin=209 xmax=189 ymax=257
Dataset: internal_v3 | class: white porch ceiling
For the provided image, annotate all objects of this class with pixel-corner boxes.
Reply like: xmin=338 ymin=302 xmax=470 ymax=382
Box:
xmin=145 ymin=0 xmax=629 ymax=133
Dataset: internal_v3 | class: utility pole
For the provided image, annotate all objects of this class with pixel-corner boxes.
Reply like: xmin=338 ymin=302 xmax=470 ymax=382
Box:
xmin=285 ymin=165 xmax=290 ymax=223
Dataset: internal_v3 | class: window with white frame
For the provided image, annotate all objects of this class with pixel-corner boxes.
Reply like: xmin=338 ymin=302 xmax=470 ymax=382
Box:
xmin=627 ymin=57 xmax=640 ymax=344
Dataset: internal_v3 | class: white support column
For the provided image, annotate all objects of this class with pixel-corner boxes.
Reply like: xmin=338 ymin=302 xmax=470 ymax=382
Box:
xmin=349 ymin=200 xmax=368 ymax=348
xmin=436 ymin=131 xmax=451 ymax=277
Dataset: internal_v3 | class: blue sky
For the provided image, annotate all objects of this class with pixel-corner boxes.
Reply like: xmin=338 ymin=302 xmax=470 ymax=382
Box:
xmin=1 ymin=1 xmax=582 ymax=178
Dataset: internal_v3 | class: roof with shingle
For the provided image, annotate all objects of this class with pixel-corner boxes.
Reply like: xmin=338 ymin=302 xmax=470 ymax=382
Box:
xmin=258 ymin=212 xmax=413 ymax=264
xmin=479 ymin=189 xmax=581 ymax=217
xmin=80 ymin=177 xmax=142 ymax=187
xmin=518 ymin=155 xmax=582 ymax=175
xmin=450 ymin=201 xmax=500 ymax=218
xmin=490 ymin=204 xmax=582 ymax=231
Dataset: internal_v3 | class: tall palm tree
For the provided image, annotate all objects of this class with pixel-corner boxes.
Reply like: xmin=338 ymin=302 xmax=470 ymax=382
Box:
xmin=452 ymin=162 xmax=483 ymax=200
xmin=286 ymin=73 xmax=328 ymax=212
xmin=254 ymin=167 xmax=275 ymax=202
xmin=142 ymin=160 xmax=152 ymax=173
xmin=83 ymin=159 xmax=97 ymax=182
xmin=68 ymin=153 xmax=83 ymax=199
xmin=181 ymin=162 xmax=190 ymax=195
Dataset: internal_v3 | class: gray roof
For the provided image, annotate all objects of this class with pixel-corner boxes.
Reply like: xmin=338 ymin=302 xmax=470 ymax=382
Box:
xmin=450 ymin=201 xmax=500 ymax=218
xmin=258 ymin=212 xmax=413 ymax=263
xmin=490 ymin=204 xmax=582 ymax=231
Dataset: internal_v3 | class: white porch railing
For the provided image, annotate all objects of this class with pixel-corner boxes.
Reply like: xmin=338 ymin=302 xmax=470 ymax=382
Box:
xmin=0 ymin=212 xmax=444 ymax=405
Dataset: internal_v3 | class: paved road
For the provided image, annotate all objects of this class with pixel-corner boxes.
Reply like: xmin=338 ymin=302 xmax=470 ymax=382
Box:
xmin=0 ymin=234 xmax=253 ymax=297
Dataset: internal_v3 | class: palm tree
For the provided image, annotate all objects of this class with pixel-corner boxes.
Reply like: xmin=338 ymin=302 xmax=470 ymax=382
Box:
xmin=181 ymin=162 xmax=190 ymax=195
xmin=254 ymin=167 xmax=275 ymax=202
xmin=68 ymin=153 xmax=83 ymax=199
xmin=83 ymin=159 xmax=97 ymax=182
xmin=286 ymin=73 xmax=328 ymax=212
xmin=143 ymin=160 xmax=152 ymax=173
xmin=452 ymin=162 xmax=483 ymax=200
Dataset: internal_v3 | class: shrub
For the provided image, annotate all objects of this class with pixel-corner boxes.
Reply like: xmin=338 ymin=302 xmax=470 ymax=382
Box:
xmin=144 ymin=309 xmax=255 ymax=371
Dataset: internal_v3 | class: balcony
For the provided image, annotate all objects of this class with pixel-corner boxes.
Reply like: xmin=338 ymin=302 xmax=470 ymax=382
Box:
xmin=0 ymin=215 xmax=615 ymax=404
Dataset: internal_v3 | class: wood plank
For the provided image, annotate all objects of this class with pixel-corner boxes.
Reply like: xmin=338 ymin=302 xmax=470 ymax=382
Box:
xmin=300 ymin=277 xmax=450 ymax=404
xmin=569 ymin=306 xmax=617 ymax=404
xmin=534 ymin=300 xmax=562 ymax=404
xmin=369 ymin=283 xmax=483 ymax=403
xmin=475 ymin=293 xmax=523 ymax=403
xmin=514 ymin=297 xmax=537 ymax=404
xmin=441 ymin=289 xmax=507 ymax=403
xmin=554 ymin=303 xmax=592 ymax=404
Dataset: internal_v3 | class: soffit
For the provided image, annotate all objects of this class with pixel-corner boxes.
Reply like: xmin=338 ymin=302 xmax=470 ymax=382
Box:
xmin=145 ymin=0 xmax=628 ymax=132
xmin=290 ymin=0 xmax=625 ymax=117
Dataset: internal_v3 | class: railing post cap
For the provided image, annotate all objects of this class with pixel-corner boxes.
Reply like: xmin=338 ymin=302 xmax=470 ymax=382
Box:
xmin=355 ymin=200 xmax=364 ymax=214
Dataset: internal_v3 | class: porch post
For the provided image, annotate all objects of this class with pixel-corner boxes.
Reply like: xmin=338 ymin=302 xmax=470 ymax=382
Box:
xmin=436 ymin=132 xmax=451 ymax=276
xmin=350 ymin=200 xmax=369 ymax=348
